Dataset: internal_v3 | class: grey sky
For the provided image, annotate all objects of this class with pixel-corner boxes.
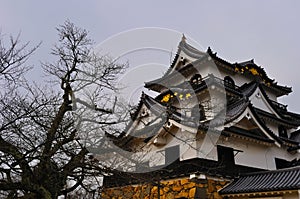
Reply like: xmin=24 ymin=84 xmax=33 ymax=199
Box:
xmin=1 ymin=0 xmax=300 ymax=112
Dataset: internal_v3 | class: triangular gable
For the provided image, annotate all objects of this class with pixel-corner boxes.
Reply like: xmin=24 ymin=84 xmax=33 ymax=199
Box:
xmin=166 ymin=36 xmax=207 ymax=75
xmin=224 ymin=104 xmax=281 ymax=147
xmin=144 ymin=38 xmax=208 ymax=92
xmin=248 ymin=86 xmax=281 ymax=118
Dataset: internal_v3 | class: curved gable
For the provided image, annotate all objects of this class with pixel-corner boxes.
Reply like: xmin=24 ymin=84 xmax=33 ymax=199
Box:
xmin=248 ymin=86 xmax=281 ymax=118
xmin=224 ymin=104 xmax=281 ymax=147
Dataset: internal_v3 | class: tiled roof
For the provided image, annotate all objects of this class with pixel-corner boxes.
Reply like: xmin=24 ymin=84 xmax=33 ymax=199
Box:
xmin=219 ymin=166 xmax=300 ymax=195
xmin=144 ymin=54 xmax=210 ymax=92
xmin=291 ymin=130 xmax=300 ymax=142
xmin=103 ymin=158 xmax=263 ymax=188
xmin=146 ymin=38 xmax=292 ymax=96
xmin=110 ymin=84 xmax=297 ymax=150
xmin=255 ymin=107 xmax=300 ymax=127
xmin=223 ymin=126 xmax=274 ymax=144
xmin=239 ymin=81 xmax=258 ymax=97
xmin=113 ymin=74 xmax=300 ymax=151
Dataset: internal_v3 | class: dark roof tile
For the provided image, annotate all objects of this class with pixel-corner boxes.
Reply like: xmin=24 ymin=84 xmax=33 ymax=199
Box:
xmin=219 ymin=166 xmax=300 ymax=195
xmin=103 ymin=158 xmax=263 ymax=188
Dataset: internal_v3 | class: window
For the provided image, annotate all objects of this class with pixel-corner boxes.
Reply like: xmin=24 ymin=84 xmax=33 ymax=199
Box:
xmin=195 ymin=187 xmax=207 ymax=199
xmin=180 ymin=56 xmax=186 ymax=66
xmin=217 ymin=145 xmax=235 ymax=167
xmin=275 ymin=158 xmax=299 ymax=169
xmin=278 ymin=125 xmax=288 ymax=138
xmin=275 ymin=158 xmax=290 ymax=169
xmin=190 ymin=74 xmax=202 ymax=85
xmin=165 ymin=145 xmax=180 ymax=165
xmin=224 ymin=76 xmax=235 ymax=88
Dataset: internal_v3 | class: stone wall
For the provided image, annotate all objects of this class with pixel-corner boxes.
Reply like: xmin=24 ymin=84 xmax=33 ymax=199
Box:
xmin=102 ymin=177 xmax=229 ymax=199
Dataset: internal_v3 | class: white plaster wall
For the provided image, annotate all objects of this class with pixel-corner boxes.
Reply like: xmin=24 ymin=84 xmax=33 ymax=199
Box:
xmin=143 ymin=124 xmax=300 ymax=170
xmin=214 ymin=137 xmax=275 ymax=169
xmin=180 ymin=134 xmax=198 ymax=161
xmin=195 ymin=132 xmax=220 ymax=161
xmin=250 ymin=89 xmax=275 ymax=114
xmin=222 ymin=72 xmax=250 ymax=87
xmin=235 ymin=143 xmax=276 ymax=169
xmin=145 ymin=127 xmax=198 ymax=167
xmin=148 ymin=149 xmax=165 ymax=167
xmin=192 ymin=135 xmax=300 ymax=170
xmin=196 ymin=63 xmax=221 ymax=79
xmin=139 ymin=106 xmax=299 ymax=171
xmin=177 ymin=51 xmax=196 ymax=68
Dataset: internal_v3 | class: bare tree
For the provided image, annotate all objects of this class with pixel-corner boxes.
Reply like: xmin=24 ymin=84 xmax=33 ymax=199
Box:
xmin=0 ymin=21 xmax=128 ymax=198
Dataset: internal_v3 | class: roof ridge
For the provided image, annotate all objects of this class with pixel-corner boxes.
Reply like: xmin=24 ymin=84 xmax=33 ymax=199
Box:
xmin=242 ymin=165 xmax=300 ymax=176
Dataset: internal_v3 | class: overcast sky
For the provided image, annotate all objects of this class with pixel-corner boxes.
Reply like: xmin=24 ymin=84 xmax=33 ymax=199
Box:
xmin=1 ymin=0 xmax=300 ymax=112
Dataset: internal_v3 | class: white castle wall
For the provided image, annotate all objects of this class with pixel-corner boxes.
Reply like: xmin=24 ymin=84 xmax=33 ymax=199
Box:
xmin=142 ymin=121 xmax=300 ymax=171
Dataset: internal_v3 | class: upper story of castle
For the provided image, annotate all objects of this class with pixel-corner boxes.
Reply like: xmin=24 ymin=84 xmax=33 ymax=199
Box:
xmin=105 ymin=37 xmax=300 ymax=172
xmin=145 ymin=35 xmax=292 ymax=100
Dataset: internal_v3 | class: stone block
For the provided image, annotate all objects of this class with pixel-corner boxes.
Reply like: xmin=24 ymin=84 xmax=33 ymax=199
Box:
xmin=151 ymin=186 xmax=158 ymax=193
xmin=163 ymin=186 xmax=170 ymax=193
xmin=189 ymin=187 xmax=196 ymax=198
xmin=177 ymin=190 xmax=189 ymax=198
xmin=166 ymin=192 xmax=175 ymax=199
xmin=180 ymin=179 xmax=189 ymax=185
xmin=172 ymin=185 xmax=183 ymax=192
xmin=184 ymin=182 xmax=196 ymax=189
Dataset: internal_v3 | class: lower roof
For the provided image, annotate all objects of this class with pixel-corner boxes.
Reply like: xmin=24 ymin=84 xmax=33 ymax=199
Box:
xmin=219 ymin=166 xmax=300 ymax=195
xmin=103 ymin=158 xmax=263 ymax=188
